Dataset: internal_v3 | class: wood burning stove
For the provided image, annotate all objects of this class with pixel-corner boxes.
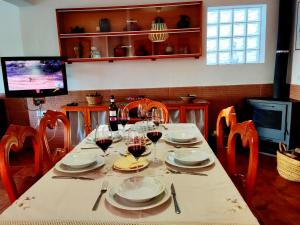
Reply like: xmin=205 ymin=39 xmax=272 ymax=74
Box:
xmin=247 ymin=99 xmax=300 ymax=155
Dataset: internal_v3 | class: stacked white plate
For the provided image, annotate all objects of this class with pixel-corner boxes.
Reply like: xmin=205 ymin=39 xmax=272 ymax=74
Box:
xmin=105 ymin=176 xmax=171 ymax=210
xmin=165 ymin=149 xmax=214 ymax=169
xmin=164 ymin=131 xmax=201 ymax=145
xmin=55 ymin=153 xmax=105 ymax=173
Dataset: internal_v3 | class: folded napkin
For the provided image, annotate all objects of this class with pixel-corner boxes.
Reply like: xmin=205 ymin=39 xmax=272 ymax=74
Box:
xmin=113 ymin=155 xmax=148 ymax=170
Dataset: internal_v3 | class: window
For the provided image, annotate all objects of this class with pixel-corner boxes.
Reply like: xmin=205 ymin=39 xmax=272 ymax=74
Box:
xmin=206 ymin=5 xmax=267 ymax=65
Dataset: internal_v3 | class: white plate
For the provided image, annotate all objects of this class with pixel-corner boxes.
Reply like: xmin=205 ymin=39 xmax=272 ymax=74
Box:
xmin=55 ymin=155 xmax=105 ymax=174
xmin=106 ymin=185 xmax=171 ymax=211
xmin=61 ymin=152 xmax=97 ymax=169
xmin=174 ymin=149 xmax=209 ymax=166
xmin=165 ymin=152 xmax=214 ymax=169
xmin=118 ymin=147 xmax=151 ymax=156
xmin=116 ymin=176 xmax=165 ymax=203
xmin=167 ymin=131 xmax=196 ymax=143
xmin=164 ymin=135 xmax=202 ymax=145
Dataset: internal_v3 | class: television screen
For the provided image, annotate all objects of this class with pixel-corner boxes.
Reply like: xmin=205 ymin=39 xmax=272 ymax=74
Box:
xmin=0 ymin=56 xmax=68 ymax=98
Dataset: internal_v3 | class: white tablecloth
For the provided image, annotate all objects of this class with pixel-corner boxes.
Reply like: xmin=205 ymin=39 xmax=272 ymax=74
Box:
xmin=0 ymin=124 xmax=259 ymax=225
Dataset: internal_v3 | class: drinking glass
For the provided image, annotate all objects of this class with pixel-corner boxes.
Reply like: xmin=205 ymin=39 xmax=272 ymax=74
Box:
xmin=127 ymin=129 xmax=146 ymax=172
xmin=146 ymin=122 xmax=162 ymax=165
xmin=94 ymin=125 xmax=113 ymax=173
xmin=118 ymin=108 xmax=130 ymax=136
xmin=137 ymin=103 xmax=147 ymax=121
xmin=151 ymin=108 xmax=164 ymax=126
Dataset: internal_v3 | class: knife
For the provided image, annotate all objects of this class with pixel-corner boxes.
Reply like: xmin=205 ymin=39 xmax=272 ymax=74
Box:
xmin=171 ymin=183 xmax=181 ymax=214
xmin=52 ymin=175 xmax=94 ymax=180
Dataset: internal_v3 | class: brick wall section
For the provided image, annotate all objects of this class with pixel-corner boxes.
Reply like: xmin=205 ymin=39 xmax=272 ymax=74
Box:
xmin=290 ymin=84 xmax=300 ymax=100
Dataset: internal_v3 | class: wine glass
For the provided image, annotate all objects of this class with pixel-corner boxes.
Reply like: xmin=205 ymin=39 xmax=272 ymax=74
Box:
xmin=127 ymin=129 xmax=146 ymax=172
xmin=137 ymin=103 xmax=147 ymax=121
xmin=95 ymin=125 xmax=113 ymax=156
xmin=118 ymin=108 xmax=130 ymax=136
xmin=151 ymin=108 xmax=164 ymax=126
xmin=146 ymin=121 xmax=162 ymax=165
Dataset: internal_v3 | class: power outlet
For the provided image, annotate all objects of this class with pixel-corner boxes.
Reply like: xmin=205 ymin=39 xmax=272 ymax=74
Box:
xmin=36 ymin=110 xmax=46 ymax=118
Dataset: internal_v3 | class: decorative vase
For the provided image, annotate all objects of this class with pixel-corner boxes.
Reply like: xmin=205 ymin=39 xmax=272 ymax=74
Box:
xmin=177 ymin=15 xmax=190 ymax=28
xmin=99 ymin=18 xmax=110 ymax=32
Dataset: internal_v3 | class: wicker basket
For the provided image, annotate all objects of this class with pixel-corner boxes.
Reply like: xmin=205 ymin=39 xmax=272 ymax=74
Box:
xmin=277 ymin=143 xmax=300 ymax=182
xmin=86 ymin=96 xmax=103 ymax=105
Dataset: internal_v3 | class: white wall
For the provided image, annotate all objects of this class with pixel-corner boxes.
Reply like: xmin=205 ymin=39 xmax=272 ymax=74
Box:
xmin=291 ymin=0 xmax=300 ymax=85
xmin=0 ymin=0 xmax=23 ymax=92
xmin=12 ymin=0 xmax=279 ymax=91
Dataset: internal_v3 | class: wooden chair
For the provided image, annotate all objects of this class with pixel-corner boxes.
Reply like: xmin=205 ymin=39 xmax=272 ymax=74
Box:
xmin=123 ymin=98 xmax=169 ymax=123
xmin=227 ymin=120 xmax=259 ymax=203
xmin=216 ymin=106 xmax=237 ymax=166
xmin=0 ymin=124 xmax=43 ymax=203
xmin=38 ymin=110 xmax=71 ymax=170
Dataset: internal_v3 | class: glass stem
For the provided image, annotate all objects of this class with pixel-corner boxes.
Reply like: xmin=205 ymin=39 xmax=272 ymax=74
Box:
xmin=153 ymin=142 xmax=157 ymax=161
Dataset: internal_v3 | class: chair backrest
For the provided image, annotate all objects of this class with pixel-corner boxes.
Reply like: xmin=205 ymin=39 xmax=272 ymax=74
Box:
xmin=38 ymin=110 xmax=71 ymax=169
xmin=227 ymin=120 xmax=259 ymax=203
xmin=0 ymin=124 xmax=43 ymax=203
xmin=216 ymin=106 xmax=237 ymax=162
xmin=123 ymin=98 xmax=169 ymax=123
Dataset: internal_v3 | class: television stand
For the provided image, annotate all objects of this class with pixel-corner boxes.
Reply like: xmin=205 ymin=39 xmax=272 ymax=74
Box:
xmin=33 ymin=97 xmax=45 ymax=106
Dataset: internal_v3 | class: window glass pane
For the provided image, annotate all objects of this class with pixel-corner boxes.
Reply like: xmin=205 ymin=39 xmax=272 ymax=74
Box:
xmin=233 ymin=23 xmax=246 ymax=36
xmin=207 ymin=38 xmax=218 ymax=52
xmin=207 ymin=25 xmax=218 ymax=38
xmin=247 ymin=36 xmax=259 ymax=49
xmin=247 ymin=22 xmax=260 ymax=35
xmin=234 ymin=9 xmax=246 ymax=22
xmin=246 ymin=50 xmax=259 ymax=63
xmin=219 ymin=24 xmax=232 ymax=37
xmin=219 ymin=38 xmax=231 ymax=51
xmin=233 ymin=37 xmax=245 ymax=50
xmin=232 ymin=51 xmax=245 ymax=64
xmin=207 ymin=52 xmax=218 ymax=65
xmin=220 ymin=10 xmax=232 ymax=23
xmin=207 ymin=10 xmax=219 ymax=24
xmin=248 ymin=8 xmax=261 ymax=21
xmin=219 ymin=52 xmax=231 ymax=64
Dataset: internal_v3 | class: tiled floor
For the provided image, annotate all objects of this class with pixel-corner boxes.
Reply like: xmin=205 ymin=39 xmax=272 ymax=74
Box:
xmin=0 ymin=150 xmax=299 ymax=225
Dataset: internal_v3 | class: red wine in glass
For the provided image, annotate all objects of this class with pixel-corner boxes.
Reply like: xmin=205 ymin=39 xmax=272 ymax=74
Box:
xmin=128 ymin=144 xmax=146 ymax=159
xmin=147 ymin=131 xmax=162 ymax=143
xmin=95 ymin=138 xmax=112 ymax=152
xmin=119 ymin=119 xmax=129 ymax=127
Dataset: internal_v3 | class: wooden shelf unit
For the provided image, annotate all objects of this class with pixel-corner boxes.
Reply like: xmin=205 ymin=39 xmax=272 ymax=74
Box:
xmin=56 ymin=1 xmax=202 ymax=62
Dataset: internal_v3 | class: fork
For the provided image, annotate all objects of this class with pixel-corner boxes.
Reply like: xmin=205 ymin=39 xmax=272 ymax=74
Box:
xmin=167 ymin=167 xmax=208 ymax=176
xmin=92 ymin=180 xmax=108 ymax=211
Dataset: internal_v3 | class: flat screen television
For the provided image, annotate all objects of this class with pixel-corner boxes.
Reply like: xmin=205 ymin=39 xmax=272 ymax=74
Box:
xmin=0 ymin=56 xmax=68 ymax=98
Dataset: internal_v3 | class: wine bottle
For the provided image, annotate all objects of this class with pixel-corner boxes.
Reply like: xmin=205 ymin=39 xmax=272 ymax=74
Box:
xmin=109 ymin=95 xmax=118 ymax=131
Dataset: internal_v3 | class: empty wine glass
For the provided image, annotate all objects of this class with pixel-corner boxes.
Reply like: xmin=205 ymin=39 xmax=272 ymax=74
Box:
xmin=118 ymin=108 xmax=130 ymax=136
xmin=137 ymin=103 xmax=147 ymax=121
xmin=151 ymin=108 xmax=164 ymax=126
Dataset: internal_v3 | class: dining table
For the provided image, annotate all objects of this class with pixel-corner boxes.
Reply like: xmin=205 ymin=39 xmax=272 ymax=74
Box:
xmin=0 ymin=123 xmax=259 ymax=225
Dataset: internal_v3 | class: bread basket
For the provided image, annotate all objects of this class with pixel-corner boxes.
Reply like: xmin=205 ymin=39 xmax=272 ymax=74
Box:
xmin=277 ymin=142 xmax=300 ymax=182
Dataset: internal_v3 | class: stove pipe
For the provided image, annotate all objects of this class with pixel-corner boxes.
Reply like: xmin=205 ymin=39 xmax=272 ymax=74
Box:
xmin=273 ymin=0 xmax=294 ymax=99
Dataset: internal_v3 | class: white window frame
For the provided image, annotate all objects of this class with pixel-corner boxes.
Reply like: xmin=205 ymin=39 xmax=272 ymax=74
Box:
xmin=206 ymin=4 xmax=267 ymax=65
